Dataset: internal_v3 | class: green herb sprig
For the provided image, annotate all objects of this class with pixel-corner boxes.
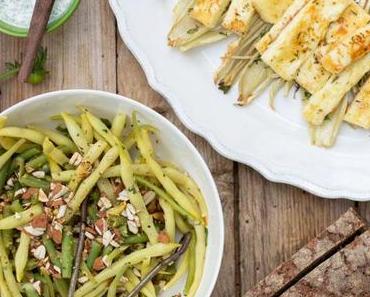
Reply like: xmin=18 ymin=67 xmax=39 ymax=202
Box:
xmin=0 ymin=46 xmax=48 ymax=85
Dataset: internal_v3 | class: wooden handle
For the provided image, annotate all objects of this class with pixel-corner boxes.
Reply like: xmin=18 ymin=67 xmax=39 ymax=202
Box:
xmin=18 ymin=0 xmax=55 ymax=83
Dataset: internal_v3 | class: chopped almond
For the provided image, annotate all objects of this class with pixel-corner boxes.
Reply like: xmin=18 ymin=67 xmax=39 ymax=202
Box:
xmin=31 ymin=214 xmax=48 ymax=229
xmin=48 ymin=226 xmax=62 ymax=245
xmin=95 ymin=218 xmax=107 ymax=235
xmin=93 ymin=257 xmax=106 ymax=271
xmin=22 ymin=188 xmax=39 ymax=200
xmin=158 ymin=231 xmax=170 ymax=243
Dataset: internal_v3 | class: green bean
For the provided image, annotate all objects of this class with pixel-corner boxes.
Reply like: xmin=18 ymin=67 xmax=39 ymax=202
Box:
xmin=15 ymin=232 xmax=30 ymax=282
xmin=35 ymin=270 xmax=55 ymax=297
xmin=174 ymin=213 xmax=191 ymax=233
xmin=0 ymin=257 xmax=11 ymax=297
xmin=65 ymin=147 xmax=119 ymax=220
xmin=87 ymin=203 xmax=98 ymax=221
xmin=159 ymin=198 xmax=176 ymax=242
xmin=104 ymin=246 xmax=128 ymax=267
xmin=0 ymin=204 xmax=43 ymax=230
xmin=0 ymin=139 xmax=25 ymax=169
xmin=2 ymin=207 xmax=13 ymax=249
xmin=185 ymin=233 xmax=196 ymax=295
xmin=84 ymin=281 xmax=109 ymax=297
xmin=21 ymin=283 xmax=39 ymax=297
xmin=0 ymin=232 xmax=22 ymax=297
xmin=20 ymin=174 xmax=49 ymax=189
xmin=61 ymin=227 xmax=75 ymax=278
xmin=136 ymin=176 xmax=192 ymax=218
xmin=86 ymin=241 xmax=102 ymax=270
xmin=26 ymin=154 xmax=48 ymax=171
xmin=123 ymin=233 xmax=149 ymax=245
xmin=19 ymin=147 xmax=42 ymax=161
xmin=42 ymin=235 xmax=62 ymax=269
xmin=25 ymin=259 xmax=38 ymax=271
xmin=54 ymin=278 xmax=68 ymax=297
xmin=10 ymin=199 xmax=24 ymax=213
xmin=107 ymin=265 xmax=126 ymax=297
xmin=0 ymin=159 xmax=11 ymax=192
xmin=75 ymin=243 xmax=179 ymax=297
xmin=102 ymin=245 xmax=113 ymax=256
xmin=10 ymin=157 xmax=25 ymax=177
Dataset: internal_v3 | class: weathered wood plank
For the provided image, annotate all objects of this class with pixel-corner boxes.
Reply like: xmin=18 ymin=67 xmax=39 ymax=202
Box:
xmin=116 ymin=40 xmax=237 ymax=297
xmin=358 ymin=203 xmax=370 ymax=222
xmin=0 ymin=0 xmax=116 ymax=111
xmin=238 ymin=164 xmax=355 ymax=295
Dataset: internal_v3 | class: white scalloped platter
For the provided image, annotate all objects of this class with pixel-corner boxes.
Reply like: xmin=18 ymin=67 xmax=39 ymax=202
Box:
xmin=109 ymin=0 xmax=370 ymax=201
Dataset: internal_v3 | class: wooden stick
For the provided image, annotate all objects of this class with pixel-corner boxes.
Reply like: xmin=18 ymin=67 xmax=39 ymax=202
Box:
xmin=18 ymin=0 xmax=55 ymax=83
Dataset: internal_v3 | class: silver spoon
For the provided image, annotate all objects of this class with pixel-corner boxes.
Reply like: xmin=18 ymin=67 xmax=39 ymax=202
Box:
xmin=126 ymin=232 xmax=192 ymax=297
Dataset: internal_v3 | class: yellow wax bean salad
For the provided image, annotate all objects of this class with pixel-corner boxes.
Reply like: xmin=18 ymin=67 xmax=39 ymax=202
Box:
xmin=0 ymin=109 xmax=208 ymax=297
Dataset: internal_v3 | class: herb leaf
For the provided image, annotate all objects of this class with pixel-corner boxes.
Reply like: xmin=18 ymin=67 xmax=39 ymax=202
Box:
xmin=0 ymin=46 xmax=48 ymax=85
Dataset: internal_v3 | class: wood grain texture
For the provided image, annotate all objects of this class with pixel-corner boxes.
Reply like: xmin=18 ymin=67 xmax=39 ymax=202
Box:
xmin=116 ymin=40 xmax=237 ymax=297
xmin=1 ymin=2 xmax=369 ymax=297
xmin=238 ymin=165 xmax=355 ymax=295
xmin=0 ymin=0 xmax=116 ymax=110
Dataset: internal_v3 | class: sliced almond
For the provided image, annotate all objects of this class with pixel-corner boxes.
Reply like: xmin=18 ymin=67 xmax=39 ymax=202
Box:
xmin=102 ymin=230 xmax=115 ymax=247
xmin=143 ymin=190 xmax=156 ymax=205
xmin=32 ymin=171 xmax=45 ymax=178
xmin=56 ymin=205 xmax=67 ymax=219
xmin=24 ymin=225 xmax=46 ymax=237
xmin=32 ymin=245 xmax=46 ymax=260
xmin=127 ymin=220 xmax=139 ymax=234
xmin=38 ymin=189 xmax=49 ymax=202
xmin=95 ymin=218 xmax=107 ymax=236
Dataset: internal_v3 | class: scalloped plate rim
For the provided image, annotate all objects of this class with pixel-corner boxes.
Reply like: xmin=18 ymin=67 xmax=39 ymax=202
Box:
xmin=109 ymin=0 xmax=370 ymax=202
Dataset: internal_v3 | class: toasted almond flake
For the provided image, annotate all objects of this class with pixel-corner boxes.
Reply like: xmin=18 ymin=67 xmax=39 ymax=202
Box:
xmin=133 ymin=267 xmax=141 ymax=278
xmin=53 ymin=221 xmax=63 ymax=231
xmin=4 ymin=185 xmax=11 ymax=190
xmin=85 ymin=231 xmax=95 ymax=240
xmin=118 ymin=189 xmax=129 ymax=201
xmin=14 ymin=188 xmax=27 ymax=197
xmin=45 ymin=262 xmax=50 ymax=270
xmin=110 ymin=240 xmax=120 ymax=248
xmin=24 ymin=225 xmax=46 ymax=237
xmin=14 ymin=212 xmax=21 ymax=220
xmin=32 ymin=280 xmax=42 ymax=295
xmin=120 ymin=276 xmax=129 ymax=283
xmin=69 ymin=152 xmax=83 ymax=166
xmin=126 ymin=209 xmax=135 ymax=221
xmin=126 ymin=203 xmax=136 ymax=215
xmin=6 ymin=177 xmax=14 ymax=187
xmin=53 ymin=265 xmax=61 ymax=274
xmin=158 ymin=280 xmax=166 ymax=289
xmin=51 ymin=185 xmax=70 ymax=200
xmin=133 ymin=215 xmax=141 ymax=227
xmin=32 ymin=245 xmax=46 ymax=260
xmin=78 ymin=276 xmax=89 ymax=284
xmin=32 ymin=171 xmax=45 ymax=178
xmin=56 ymin=205 xmax=67 ymax=219
xmin=94 ymin=218 xmax=107 ymax=236
xmin=102 ymin=255 xmax=111 ymax=267
xmin=102 ymin=230 xmax=115 ymax=247
xmin=98 ymin=197 xmax=112 ymax=210
xmin=143 ymin=191 xmax=156 ymax=205
xmin=127 ymin=220 xmax=139 ymax=234
xmin=38 ymin=189 xmax=49 ymax=202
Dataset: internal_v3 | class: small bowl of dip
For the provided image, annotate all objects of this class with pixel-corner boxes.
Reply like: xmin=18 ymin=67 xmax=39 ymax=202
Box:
xmin=0 ymin=0 xmax=80 ymax=37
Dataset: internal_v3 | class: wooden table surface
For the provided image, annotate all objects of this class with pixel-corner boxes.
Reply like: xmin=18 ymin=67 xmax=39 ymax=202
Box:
xmin=0 ymin=2 xmax=369 ymax=296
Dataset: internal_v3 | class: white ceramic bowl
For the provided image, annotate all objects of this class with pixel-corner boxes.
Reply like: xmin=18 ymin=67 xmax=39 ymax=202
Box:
xmin=1 ymin=89 xmax=224 ymax=297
